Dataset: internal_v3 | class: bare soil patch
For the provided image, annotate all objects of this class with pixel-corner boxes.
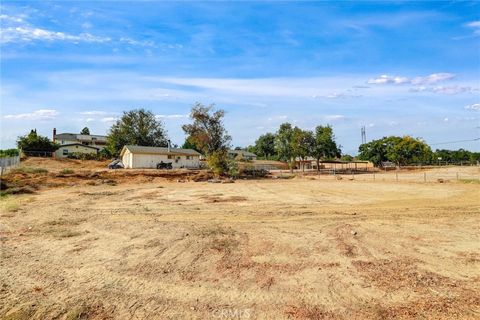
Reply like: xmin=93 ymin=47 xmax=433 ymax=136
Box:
xmin=1 ymin=161 xmax=479 ymax=319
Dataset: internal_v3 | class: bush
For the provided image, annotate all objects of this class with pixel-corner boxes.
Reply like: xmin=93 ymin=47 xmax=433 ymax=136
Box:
xmin=227 ymin=159 xmax=239 ymax=179
xmin=60 ymin=169 xmax=74 ymax=174
xmin=240 ymin=168 xmax=269 ymax=178
xmin=207 ymin=150 xmax=229 ymax=177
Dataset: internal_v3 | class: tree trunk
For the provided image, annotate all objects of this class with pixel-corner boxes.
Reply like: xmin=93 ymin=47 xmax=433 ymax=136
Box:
xmin=316 ymin=158 xmax=320 ymax=172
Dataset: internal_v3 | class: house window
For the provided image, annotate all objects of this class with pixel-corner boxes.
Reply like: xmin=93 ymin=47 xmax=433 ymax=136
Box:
xmin=186 ymin=156 xmax=192 ymax=160
xmin=63 ymin=149 xmax=68 ymax=155
xmin=168 ymin=155 xmax=173 ymax=159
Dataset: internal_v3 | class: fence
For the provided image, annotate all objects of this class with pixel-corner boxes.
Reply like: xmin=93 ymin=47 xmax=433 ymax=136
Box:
xmin=0 ymin=155 xmax=21 ymax=174
xmin=273 ymin=166 xmax=480 ymax=183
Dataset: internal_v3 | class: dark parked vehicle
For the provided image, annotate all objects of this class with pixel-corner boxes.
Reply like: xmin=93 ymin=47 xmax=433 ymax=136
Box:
xmin=108 ymin=160 xmax=124 ymax=169
xmin=156 ymin=161 xmax=173 ymax=169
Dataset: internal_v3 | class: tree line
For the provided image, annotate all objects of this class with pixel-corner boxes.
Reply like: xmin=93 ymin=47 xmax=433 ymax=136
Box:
xmin=12 ymin=102 xmax=480 ymax=170
xmin=357 ymin=136 xmax=480 ymax=166
xmin=245 ymin=123 xmax=341 ymax=172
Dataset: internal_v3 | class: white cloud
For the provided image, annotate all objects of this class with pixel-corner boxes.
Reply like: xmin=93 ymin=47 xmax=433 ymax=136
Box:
xmin=3 ymin=109 xmax=58 ymax=120
xmin=0 ymin=26 xmax=111 ymax=44
xmin=367 ymin=74 xmax=409 ymax=84
xmin=430 ymin=86 xmax=474 ymax=95
xmin=465 ymin=21 xmax=480 ymax=35
xmin=0 ymin=14 xmax=24 ymax=23
xmin=465 ymin=103 xmax=480 ymax=110
xmin=368 ymin=73 xmax=455 ymax=86
xmin=120 ymin=37 xmax=155 ymax=47
xmin=411 ymin=85 xmax=476 ymax=95
xmin=0 ymin=12 xmax=159 ymax=47
xmin=411 ymin=73 xmax=455 ymax=85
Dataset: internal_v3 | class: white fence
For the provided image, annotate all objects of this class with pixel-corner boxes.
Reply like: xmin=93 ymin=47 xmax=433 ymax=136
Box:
xmin=0 ymin=155 xmax=20 ymax=173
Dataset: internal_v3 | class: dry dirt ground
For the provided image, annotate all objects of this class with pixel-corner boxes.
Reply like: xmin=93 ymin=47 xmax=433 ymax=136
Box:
xmin=1 ymin=159 xmax=479 ymax=319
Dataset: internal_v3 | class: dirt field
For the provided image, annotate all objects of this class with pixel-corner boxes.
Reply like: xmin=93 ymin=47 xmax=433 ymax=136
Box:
xmin=1 ymin=159 xmax=479 ymax=319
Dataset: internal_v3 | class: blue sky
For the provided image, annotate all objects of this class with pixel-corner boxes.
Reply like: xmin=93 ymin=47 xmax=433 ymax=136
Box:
xmin=1 ymin=1 xmax=479 ymax=154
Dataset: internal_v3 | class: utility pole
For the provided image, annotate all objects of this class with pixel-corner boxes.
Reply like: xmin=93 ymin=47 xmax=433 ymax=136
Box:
xmin=361 ymin=126 xmax=366 ymax=145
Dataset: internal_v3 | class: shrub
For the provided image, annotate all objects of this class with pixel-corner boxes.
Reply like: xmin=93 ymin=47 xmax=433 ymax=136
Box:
xmin=60 ymin=169 xmax=74 ymax=174
xmin=207 ymin=150 xmax=229 ymax=177
xmin=240 ymin=168 xmax=269 ymax=178
xmin=227 ymin=159 xmax=239 ymax=179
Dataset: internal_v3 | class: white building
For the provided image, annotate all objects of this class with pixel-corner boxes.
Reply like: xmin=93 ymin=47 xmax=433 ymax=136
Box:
xmin=53 ymin=128 xmax=107 ymax=150
xmin=55 ymin=144 xmax=99 ymax=159
xmin=120 ymin=145 xmax=201 ymax=169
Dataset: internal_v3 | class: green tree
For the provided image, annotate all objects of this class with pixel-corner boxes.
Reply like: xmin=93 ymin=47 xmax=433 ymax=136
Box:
xmin=292 ymin=128 xmax=315 ymax=172
xmin=182 ymin=102 xmax=231 ymax=175
xmin=17 ymin=129 xmax=59 ymax=152
xmin=358 ymin=136 xmax=432 ymax=167
xmin=252 ymin=133 xmax=276 ymax=160
xmin=433 ymin=149 xmax=480 ymax=164
xmin=181 ymin=138 xmax=202 ymax=153
xmin=275 ymin=123 xmax=296 ymax=172
xmin=390 ymin=136 xmax=432 ymax=166
xmin=107 ymin=109 xmax=169 ymax=156
xmin=80 ymin=127 xmax=90 ymax=135
xmin=311 ymin=125 xmax=341 ymax=171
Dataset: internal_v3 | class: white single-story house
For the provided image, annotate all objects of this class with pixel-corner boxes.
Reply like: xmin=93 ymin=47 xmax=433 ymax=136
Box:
xmin=120 ymin=145 xmax=201 ymax=169
xmin=55 ymin=143 xmax=99 ymax=159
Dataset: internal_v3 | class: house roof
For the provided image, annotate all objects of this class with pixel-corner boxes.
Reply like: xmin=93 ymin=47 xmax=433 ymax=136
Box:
xmin=228 ymin=150 xmax=257 ymax=157
xmin=55 ymin=133 xmax=107 ymax=142
xmin=57 ymin=143 xmax=99 ymax=150
xmin=120 ymin=145 xmax=201 ymax=157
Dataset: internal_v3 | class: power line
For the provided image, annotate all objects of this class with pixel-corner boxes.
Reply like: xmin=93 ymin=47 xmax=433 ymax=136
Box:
xmin=430 ymin=138 xmax=480 ymax=146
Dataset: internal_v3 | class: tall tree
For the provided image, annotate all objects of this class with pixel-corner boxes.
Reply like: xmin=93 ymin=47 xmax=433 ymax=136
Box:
xmin=17 ymin=129 xmax=59 ymax=152
xmin=275 ymin=123 xmax=296 ymax=172
xmin=252 ymin=133 xmax=276 ymax=159
xmin=182 ymin=102 xmax=231 ymax=175
xmin=80 ymin=127 xmax=90 ymax=135
xmin=107 ymin=109 xmax=168 ymax=156
xmin=358 ymin=136 xmax=432 ymax=167
xmin=292 ymin=128 xmax=315 ymax=172
xmin=311 ymin=125 xmax=341 ymax=171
